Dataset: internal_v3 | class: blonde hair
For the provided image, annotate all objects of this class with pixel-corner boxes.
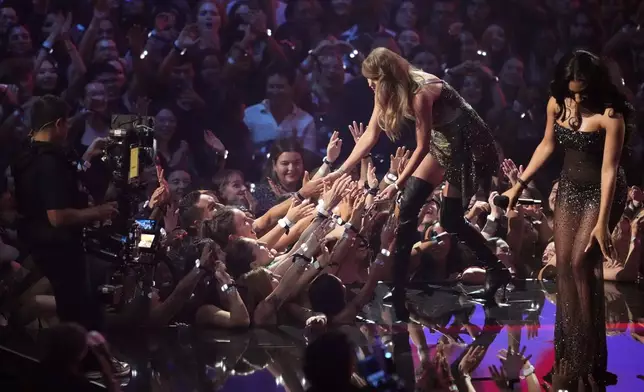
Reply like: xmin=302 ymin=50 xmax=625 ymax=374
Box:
xmin=361 ymin=47 xmax=426 ymax=140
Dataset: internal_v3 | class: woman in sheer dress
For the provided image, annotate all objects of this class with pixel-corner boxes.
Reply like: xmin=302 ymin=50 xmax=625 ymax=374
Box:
xmin=504 ymin=50 xmax=630 ymax=390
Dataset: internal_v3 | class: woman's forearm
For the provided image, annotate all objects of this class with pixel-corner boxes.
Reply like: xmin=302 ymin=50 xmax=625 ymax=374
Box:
xmin=517 ymin=141 xmax=554 ymax=184
xmin=397 ymin=146 xmax=429 ymax=186
xmin=598 ymin=167 xmax=618 ymax=226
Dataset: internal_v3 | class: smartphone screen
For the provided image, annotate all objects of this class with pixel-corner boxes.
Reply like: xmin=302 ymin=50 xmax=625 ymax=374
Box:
xmin=138 ymin=234 xmax=155 ymax=249
xmin=136 ymin=219 xmax=156 ymax=231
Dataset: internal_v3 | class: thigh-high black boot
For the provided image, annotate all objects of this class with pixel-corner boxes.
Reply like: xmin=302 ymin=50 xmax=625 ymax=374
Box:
xmin=440 ymin=196 xmax=511 ymax=300
xmin=392 ymin=177 xmax=435 ymax=321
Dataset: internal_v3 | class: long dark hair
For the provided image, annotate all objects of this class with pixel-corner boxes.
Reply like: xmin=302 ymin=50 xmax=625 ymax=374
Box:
xmin=550 ymin=50 xmax=631 ymax=129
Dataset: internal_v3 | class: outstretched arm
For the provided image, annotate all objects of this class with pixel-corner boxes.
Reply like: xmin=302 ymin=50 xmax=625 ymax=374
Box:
xmin=338 ymin=104 xmax=382 ymax=174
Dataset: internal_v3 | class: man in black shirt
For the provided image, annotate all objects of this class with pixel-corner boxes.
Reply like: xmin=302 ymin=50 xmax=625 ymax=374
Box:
xmin=11 ymin=95 xmax=128 ymax=377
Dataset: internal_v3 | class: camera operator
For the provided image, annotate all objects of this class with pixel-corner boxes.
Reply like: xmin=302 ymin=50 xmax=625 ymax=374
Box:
xmin=11 ymin=95 xmax=129 ymax=378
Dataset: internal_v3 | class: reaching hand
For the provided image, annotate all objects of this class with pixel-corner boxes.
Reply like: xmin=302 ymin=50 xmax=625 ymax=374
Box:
xmin=285 ymin=200 xmax=315 ymax=224
xmin=149 ymin=185 xmax=171 ymax=209
xmin=348 ymin=121 xmax=365 ymax=143
xmin=326 ymin=131 xmax=342 ymax=163
xmin=349 ymin=194 xmax=367 ymax=226
xmin=389 ymin=147 xmax=409 ymax=176
xmin=366 ymin=162 xmax=378 ymax=190
xmin=501 ymin=185 xmax=522 ymax=214
xmin=497 ymin=346 xmax=532 ymax=379
xmin=488 ymin=365 xmax=511 ymax=390
xmin=375 ymin=184 xmax=398 ymax=202
xmin=501 ymin=159 xmax=523 ymax=186
xmin=585 ymin=224 xmax=617 ymax=261
xmin=321 ymin=174 xmax=352 ymax=211
xmin=458 ymin=345 xmax=486 ymax=375
xmin=299 ymin=176 xmax=325 ymax=199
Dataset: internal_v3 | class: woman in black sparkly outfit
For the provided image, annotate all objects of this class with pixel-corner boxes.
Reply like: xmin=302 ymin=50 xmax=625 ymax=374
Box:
xmin=504 ymin=50 xmax=630 ymax=390
xmin=330 ymin=48 xmax=510 ymax=321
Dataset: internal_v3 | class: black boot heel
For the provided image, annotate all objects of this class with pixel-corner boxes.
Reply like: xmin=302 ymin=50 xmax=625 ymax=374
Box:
xmin=471 ymin=266 xmax=512 ymax=302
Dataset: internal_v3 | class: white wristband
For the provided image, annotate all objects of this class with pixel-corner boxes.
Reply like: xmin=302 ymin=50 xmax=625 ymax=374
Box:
xmin=384 ymin=173 xmax=397 ymax=184
xmin=279 ymin=217 xmax=293 ymax=229
xmin=316 ymin=201 xmax=330 ymax=217
xmin=519 ymin=364 xmax=535 ymax=379
xmin=381 ymin=248 xmax=391 ymax=257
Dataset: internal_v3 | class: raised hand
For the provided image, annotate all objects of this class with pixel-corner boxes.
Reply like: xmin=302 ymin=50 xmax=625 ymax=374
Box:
xmin=177 ymin=24 xmax=201 ymax=50
xmin=458 ymin=345 xmax=486 ymax=375
xmin=348 ymin=121 xmax=365 ymax=143
xmin=298 ymin=176 xmax=325 ymax=199
xmin=375 ymin=184 xmax=398 ymax=202
xmin=204 ymin=129 xmax=226 ymax=152
xmin=488 ymin=364 xmax=510 ymax=390
xmin=389 ymin=147 xmax=407 ymax=174
xmin=497 ymin=346 xmax=531 ymax=379
xmin=326 ymin=131 xmax=342 ymax=163
xmin=149 ymin=184 xmax=171 ymax=209
xmin=285 ymin=200 xmax=315 ymax=224
xmin=366 ymin=162 xmax=378 ymax=190
xmin=321 ymin=174 xmax=352 ymax=210
xmin=380 ymin=213 xmax=398 ymax=248
xmin=501 ymin=159 xmax=523 ymax=186
xmin=349 ymin=194 xmax=367 ymax=226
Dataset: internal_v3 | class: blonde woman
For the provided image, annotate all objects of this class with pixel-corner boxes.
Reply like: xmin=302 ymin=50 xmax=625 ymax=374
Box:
xmin=330 ymin=47 xmax=508 ymax=321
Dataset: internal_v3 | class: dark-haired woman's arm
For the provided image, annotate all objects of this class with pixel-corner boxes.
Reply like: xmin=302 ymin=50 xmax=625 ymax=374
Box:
xmin=503 ymin=97 xmax=558 ymax=210
xmin=593 ymin=114 xmax=625 ymax=254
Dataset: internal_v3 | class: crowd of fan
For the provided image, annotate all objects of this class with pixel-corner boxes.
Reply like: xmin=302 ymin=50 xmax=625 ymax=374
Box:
xmin=0 ymin=0 xmax=644 ymax=390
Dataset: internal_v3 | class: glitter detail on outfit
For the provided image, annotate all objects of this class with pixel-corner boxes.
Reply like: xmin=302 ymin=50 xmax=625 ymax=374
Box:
xmin=423 ymin=79 xmax=499 ymax=208
xmin=552 ymin=122 xmax=626 ymax=389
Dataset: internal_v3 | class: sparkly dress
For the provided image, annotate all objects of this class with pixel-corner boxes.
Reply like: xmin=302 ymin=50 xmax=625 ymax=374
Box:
xmin=423 ymin=80 xmax=499 ymax=207
xmin=552 ymin=122 xmax=627 ymax=389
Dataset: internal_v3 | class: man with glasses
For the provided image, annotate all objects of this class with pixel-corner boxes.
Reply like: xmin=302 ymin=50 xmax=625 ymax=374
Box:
xmin=11 ymin=95 xmax=129 ymax=379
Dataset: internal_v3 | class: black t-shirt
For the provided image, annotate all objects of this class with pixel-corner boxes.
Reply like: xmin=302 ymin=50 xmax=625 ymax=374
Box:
xmin=12 ymin=141 xmax=89 ymax=249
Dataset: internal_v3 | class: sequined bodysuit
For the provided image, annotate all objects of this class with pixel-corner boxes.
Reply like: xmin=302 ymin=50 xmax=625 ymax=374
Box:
xmin=422 ymin=79 xmax=499 ymax=207
xmin=552 ymin=122 xmax=627 ymax=389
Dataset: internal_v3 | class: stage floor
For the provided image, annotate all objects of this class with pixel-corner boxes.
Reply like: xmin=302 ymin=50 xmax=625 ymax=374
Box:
xmin=1 ymin=280 xmax=643 ymax=391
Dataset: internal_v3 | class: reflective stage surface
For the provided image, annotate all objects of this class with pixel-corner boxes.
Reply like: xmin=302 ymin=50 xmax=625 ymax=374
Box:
xmin=1 ymin=280 xmax=644 ymax=391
